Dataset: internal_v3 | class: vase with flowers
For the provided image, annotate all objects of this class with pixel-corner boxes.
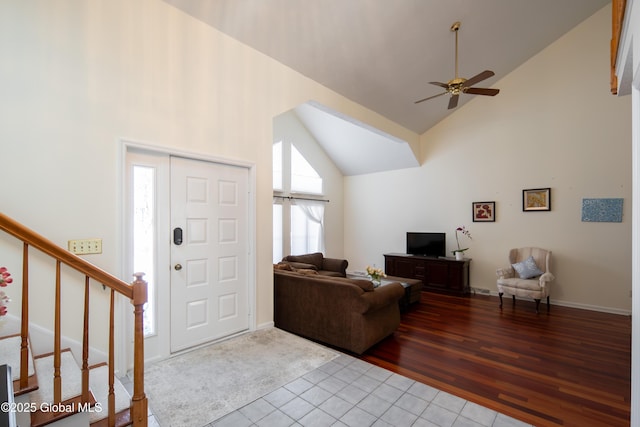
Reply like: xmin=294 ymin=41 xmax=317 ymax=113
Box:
xmin=0 ymin=267 xmax=13 ymax=318
xmin=452 ymin=226 xmax=472 ymax=260
xmin=366 ymin=265 xmax=386 ymax=287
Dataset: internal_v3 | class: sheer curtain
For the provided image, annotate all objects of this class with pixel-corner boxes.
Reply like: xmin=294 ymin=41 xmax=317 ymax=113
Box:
xmin=291 ymin=200 xmax=325 ymax=254
xmin=273 ymin=200 xmax=283 ymax=263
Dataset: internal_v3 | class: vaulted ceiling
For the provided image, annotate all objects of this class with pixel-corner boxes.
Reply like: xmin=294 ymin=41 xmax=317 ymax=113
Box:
xmin=162 ymin=0 xmax=610 ymax=174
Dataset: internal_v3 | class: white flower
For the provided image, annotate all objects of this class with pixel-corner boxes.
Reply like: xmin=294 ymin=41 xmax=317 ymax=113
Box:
xmin=365 ymin=265 xmax=386 ymax=279
xmin=453 ymin=226 xmax=472 ymax=254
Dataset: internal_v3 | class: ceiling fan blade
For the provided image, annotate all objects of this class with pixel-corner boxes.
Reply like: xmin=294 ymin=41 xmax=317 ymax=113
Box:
xmin=414 ymin=91 xmax=448 ymax=104
xmin=464 ymin=87 xmax=500 ymax=96
xmin=429 ymin=81 xmax=450 ymax=89
xmin=448 ymin=94 xmax=459 ymax=109
xmin=464 ymin=70 xmax=495 ymax=87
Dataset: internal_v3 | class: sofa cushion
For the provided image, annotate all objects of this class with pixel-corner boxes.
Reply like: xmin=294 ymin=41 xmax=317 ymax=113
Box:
xmin=295 ymin=268 xmax=319 ymax=275
xmin=346 ymin=279 xmax=375 ymax=292
xmin=318 ymin=271 xmax=345 ymax=278
xmin=310 ymin=275 xmax=375 ymax=292
xmin=273 ymin=262 xmax=294 ymax=271
xmin=498 ymin=277 xmax=542 ymax=291
xmin=284 ymin=261 xmax=318 ymax=271
xmin=284 ymin=253 xmax=324 ymax=270
xmin=512 ymin=256 xmax=544 ymax=279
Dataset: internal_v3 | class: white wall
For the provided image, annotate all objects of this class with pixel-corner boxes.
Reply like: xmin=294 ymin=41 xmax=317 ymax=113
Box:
xmin=345 ymin=6 xmax=633 ymax=313
xmin=0 ymin=0 xmax=411 ymax=349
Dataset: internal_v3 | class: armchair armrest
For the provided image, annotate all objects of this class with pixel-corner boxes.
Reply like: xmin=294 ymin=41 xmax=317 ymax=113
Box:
xmin=539 ymin=272 xmax=555 ymax=288
xmin=496 ymin=267 xmax=515 ymax=279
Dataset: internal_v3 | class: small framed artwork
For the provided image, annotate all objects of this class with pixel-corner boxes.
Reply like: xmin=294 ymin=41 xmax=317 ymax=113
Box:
xmin=473 ymin=201 xmax=495 ymax=222
xmin=523 ymin=188 xmax=551 ymax=211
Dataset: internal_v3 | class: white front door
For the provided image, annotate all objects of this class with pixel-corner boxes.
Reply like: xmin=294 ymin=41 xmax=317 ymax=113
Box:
xmin=170 ymin=156 xmax=250 ymax=352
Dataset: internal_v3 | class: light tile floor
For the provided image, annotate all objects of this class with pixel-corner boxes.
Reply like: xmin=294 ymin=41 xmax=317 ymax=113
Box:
xmin=123 ymin=352 xmax=533 ymax=427
xmin=203 ymin=353 xmax=533 ymax=427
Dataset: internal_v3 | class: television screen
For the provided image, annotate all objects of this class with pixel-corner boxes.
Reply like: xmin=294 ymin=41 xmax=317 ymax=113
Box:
xmin=406 ymin=232 xmax=446 ymax=257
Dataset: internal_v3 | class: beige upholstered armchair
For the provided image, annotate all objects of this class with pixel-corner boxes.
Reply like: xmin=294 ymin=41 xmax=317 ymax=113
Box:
xmin=496 ymin=247 xmax=555 ymax=313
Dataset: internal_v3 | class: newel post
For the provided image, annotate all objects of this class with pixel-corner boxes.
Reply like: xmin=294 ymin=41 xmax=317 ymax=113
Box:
xmin=130 ymin=273 xmax=148 ymax=427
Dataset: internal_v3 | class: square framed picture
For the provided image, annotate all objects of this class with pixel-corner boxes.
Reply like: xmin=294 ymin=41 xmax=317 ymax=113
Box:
xmin=472 ymin=201 xmax=495 ymax=222
xmin=523 ymin=188 xmax=551 ymax=211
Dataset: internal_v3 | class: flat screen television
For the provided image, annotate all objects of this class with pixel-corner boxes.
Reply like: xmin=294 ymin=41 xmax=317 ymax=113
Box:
xmin=406 ymin=232 xmax=446 ymax=257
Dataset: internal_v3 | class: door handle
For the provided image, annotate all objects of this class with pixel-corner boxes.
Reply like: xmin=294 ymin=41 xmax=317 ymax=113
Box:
xmin=173 ymin=227 xmax=183 ymax=245
xmin=174 ymin=264 xmax=182 ymax=271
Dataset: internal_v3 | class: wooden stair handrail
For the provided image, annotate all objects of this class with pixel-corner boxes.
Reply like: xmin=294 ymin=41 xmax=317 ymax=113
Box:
xmin=610 ymin=0 xmax=627 ymax=94
xmin=0 ymin=213 xmax=133 ymax=298
xmin=0 ymin=212 xmax=148 ymax=426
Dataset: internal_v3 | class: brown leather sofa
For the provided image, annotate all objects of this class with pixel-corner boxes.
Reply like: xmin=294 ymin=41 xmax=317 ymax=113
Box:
xmin=281 ymin=252 xmax=348 ymax=277
xmin=273 ymin=267 xmax=404 ymax=354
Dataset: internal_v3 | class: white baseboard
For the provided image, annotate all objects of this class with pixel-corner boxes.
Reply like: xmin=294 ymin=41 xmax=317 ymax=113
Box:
xmin=257 ymin=321 xmax=275 ymax=330
xmin=471 ymin=289 xmax=632 ymax=316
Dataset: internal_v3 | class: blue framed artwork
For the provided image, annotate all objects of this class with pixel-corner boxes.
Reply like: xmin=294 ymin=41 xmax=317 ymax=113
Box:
xmin=581 ymin=198 xmax=623 ymax=222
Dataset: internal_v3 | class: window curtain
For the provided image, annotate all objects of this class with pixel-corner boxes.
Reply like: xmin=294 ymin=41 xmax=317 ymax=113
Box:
xmin=272 ymin=198 xmax=284 ymax=263
xmin=293 ymin=200 xmax=325 ymax=254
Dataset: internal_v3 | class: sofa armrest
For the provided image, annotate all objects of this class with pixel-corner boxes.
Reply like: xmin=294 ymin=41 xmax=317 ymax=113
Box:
xmin=322 ymin=257 xmax=348 ymax=276
xmin=359 ymin=282 xmax=404 ymax=314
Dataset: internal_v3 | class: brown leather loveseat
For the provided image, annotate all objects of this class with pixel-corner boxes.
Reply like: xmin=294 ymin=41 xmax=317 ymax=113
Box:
xmin=273 ymin=266 xmax=404 ymax=354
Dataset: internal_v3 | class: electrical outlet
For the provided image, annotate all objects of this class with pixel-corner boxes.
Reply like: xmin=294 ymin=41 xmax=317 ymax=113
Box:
xmin=68 ymin=238 xmax=102 ymax=255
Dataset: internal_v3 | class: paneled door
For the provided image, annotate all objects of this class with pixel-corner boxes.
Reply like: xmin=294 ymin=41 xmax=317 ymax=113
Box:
xmin=170 ymin=156 xmax=249 ymax=352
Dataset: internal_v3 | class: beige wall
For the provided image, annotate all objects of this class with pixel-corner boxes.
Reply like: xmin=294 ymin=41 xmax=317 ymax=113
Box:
xmin=0 ymin=0 xmax=410 ymax=348
xmin=0 ymin=1 xmax=631 ymax=353
xmin=345 ymin=6 xmax=633 ymax=313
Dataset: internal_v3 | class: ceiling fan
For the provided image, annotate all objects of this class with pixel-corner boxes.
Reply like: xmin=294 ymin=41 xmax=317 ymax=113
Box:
xmin=415 ymin=21 xmax=499 ymax=109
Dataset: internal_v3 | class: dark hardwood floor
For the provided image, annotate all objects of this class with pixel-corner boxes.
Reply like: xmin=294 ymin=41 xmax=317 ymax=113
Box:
xmin=358 ymin=292 xmax=631 ymax=427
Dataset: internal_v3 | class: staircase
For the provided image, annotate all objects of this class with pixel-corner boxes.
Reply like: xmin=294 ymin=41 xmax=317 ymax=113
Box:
xmin=0 ymin=213 xmax=148 ymax=426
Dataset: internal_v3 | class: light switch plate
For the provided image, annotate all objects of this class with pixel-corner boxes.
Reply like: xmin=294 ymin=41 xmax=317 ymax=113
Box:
xmin=68 ymin=238 xmax=102 ymax=255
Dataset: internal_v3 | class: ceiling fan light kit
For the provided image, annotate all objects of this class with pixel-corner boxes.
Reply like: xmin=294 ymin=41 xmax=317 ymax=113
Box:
xmin=415 ymin=21 xmax=500 ymax=109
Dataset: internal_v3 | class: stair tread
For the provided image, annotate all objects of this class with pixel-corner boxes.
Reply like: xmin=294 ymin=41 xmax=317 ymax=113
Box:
xmin=87 ymin=365 xmax=131 ymax=423
xmin=29 ymin=355 xmax=132 ymax=426
xmin=31 ymin=350 xmax=83 ymax=406
xmin=0 ymin=334 xmax=35 ymax=380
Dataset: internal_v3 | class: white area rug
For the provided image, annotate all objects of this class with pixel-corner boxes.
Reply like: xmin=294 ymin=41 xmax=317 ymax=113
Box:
xmin=145 ymin=328 xmax=338 ymax=427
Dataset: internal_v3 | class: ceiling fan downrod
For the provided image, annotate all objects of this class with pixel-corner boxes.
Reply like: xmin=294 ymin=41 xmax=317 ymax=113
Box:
xmin=449 ymin=21 xmax=465 ymax=93
xmin=451 ymin=21 xmax=461 ymax=81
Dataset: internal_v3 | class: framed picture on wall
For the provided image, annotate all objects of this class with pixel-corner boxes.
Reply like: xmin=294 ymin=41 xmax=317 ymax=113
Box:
xmin=523 ymin=188 xmax=551 ymax=211
xmin=472 ymin=201 xmax=495 ymax=222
